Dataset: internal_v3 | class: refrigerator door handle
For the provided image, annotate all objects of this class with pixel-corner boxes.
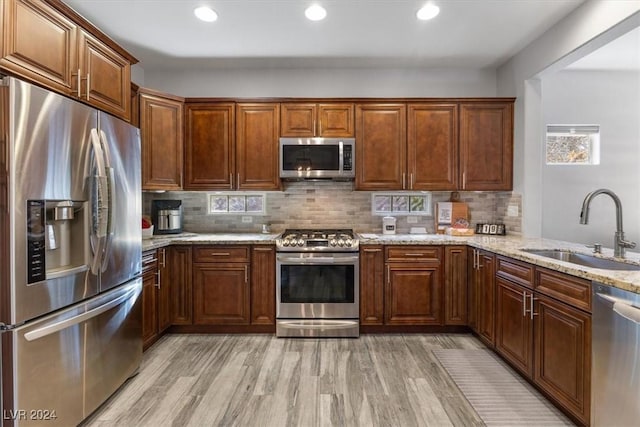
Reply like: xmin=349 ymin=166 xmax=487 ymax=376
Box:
xmin=23 ymin=285 xmax=140 ymax=341
xmin=98 ymin=130 xmax=115 ymax=272
xmin=90 ymin=129 xmax=108 ymax=274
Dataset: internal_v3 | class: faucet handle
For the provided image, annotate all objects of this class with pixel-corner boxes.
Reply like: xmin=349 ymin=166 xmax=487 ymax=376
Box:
xmin=586 ymin=243 xmax=602 ymax=254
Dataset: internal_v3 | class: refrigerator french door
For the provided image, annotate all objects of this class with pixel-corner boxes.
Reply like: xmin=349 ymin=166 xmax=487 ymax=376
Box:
xmin=0 ymin=76 xmax=142 ymax=426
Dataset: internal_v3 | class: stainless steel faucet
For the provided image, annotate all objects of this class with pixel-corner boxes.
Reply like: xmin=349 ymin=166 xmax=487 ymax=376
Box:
xmin=579 ymin=188 xmax=636 ymax=258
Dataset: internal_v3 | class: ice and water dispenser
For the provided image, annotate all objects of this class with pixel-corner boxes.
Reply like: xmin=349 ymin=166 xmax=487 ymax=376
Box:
xmin=26 ymin=200 xmax=89 ymax=284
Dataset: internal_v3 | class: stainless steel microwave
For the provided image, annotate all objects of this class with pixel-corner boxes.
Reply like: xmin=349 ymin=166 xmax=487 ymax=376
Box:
xmin=279 ymin=137 xmax=355 ymax=180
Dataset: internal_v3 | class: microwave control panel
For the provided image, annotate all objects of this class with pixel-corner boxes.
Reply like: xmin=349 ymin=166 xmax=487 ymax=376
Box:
xmin=343 ymin=146 xmax=353 ymax=171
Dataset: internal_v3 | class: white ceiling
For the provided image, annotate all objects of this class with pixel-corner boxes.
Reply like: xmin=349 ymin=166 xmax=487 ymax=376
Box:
xmin=64 ymin=0 xmax=585 ymax=70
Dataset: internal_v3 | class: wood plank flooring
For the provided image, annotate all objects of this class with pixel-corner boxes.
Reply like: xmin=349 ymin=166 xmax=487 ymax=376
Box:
xmin=81 ymin=334 xmax=491 ymax=426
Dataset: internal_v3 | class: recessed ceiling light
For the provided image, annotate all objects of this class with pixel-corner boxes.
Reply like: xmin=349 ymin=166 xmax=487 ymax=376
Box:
xmin=416 ymin=3 xmax=440 ymax=21
xmin=305 ymin=4 xmax=327 ymax=21
xmin=194 ymin=6 xmax=218 ymax=22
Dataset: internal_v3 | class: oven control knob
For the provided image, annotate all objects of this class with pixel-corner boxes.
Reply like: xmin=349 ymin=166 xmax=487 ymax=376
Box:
xmin=346 ymin=238 xmax=353 ymax=246
xmin=337 ymin=239 xmax=345 ymax=247
xmin=330 ymin=238 xmax=337 ymax=246
xmin=282 ymin=239 xmax=289 ymax=246
xmin=297 ymin=239 xmax=304 ymax=246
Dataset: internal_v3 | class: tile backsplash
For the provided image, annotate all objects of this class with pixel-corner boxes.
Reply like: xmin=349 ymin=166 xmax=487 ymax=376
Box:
xmin=144 ymin=181 xmax=522 ymax=235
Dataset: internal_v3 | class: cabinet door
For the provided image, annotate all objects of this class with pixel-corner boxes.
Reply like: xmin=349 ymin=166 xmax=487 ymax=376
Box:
xmin=444 ymin=246 xmax=467 ymax=325
xmin=467 ymin=248 xmax=478 ymax=332
xmin=77 ymin=30 xmax=131 ymax=121
xmin=318 ymin=103 xmax=354 ymax=137
xmin=156 ymin=247 xmax=172 ymax=333
xmin=1 ymin=0 xmax=77 ymax=94
xmin=280 ymin=103 xmax=316 ymax=137
xmin=385 ymin=263 xmax=442 ymax=325
xmin=250 ymin=246 xmax=276 ymax=325
xmin=140 ymin=90 xmax=184 ymax=190
xmin=142 ymin=270 xmax=158 ymax=350
xmin=407 ymin=103 xmax=458 ymax=190
xmin=168 ymin=246 xmax=193 ymax=325
xmin=495 ymin=277 xmax=533 ymax=378
xmin=534 ymin=294 xmax=591 ymax=425
xmin=476 ymin=252 xmax=496 ymax=346
xmin=193 ymin=263 xmax=250 ymax=325
xmin=355 ymin=104 xmax=406 ymax=190
xmin=184 ymin=103 xmax=235 ymax=189
xmin=459 ymin=102 xmax=513 ymax=190
xmin=360 ymin=246 xmax=384 ymax=325
xmin=236 ymin=103 xmax=280 ymax=190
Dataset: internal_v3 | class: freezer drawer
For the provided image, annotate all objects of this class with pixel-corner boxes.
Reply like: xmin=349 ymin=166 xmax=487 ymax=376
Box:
xmin=1 ymin=279 xmax=142 ymax=426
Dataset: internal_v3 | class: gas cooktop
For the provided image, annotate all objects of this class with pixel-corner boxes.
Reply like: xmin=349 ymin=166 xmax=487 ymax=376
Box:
xmin=276 ymin=229 xmax=359 ymax=252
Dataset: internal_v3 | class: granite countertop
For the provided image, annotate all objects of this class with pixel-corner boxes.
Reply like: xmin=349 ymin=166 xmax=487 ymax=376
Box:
xmin=359 ymin=233 xmax=640 ymax=294
xmin=142 ymin=231 xmax=640 ymax=294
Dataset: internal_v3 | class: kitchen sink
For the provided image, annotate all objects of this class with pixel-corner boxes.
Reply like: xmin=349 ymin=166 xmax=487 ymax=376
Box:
xmin=522 ymin=249 xmax=640 ymax=271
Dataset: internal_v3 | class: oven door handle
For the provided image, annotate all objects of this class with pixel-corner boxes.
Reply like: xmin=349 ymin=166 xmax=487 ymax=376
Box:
xmin=277 ymin=255 xmax=359 ymax=264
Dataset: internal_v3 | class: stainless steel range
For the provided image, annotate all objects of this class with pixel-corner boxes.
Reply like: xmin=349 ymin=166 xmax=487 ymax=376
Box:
xmin=275 ymin=229 xmax=359 ymax=337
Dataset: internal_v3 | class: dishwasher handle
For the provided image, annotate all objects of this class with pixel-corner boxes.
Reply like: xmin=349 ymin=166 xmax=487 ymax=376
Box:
xmin=596 ymin=292 xmax=640 ymax=325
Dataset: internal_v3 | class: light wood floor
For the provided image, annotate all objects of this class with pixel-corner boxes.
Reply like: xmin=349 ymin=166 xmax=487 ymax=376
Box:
xmin=83 ymin=334 xmax=490 ymax=427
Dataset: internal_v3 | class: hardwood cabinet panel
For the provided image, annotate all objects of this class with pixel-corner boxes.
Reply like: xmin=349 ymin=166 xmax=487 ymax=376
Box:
xmin=535 ymin=294 xmax=591 ymax=425
xmin=385 ymin=263 xmax=442 ymax=325
xmin=193 ymin=263 xmax=250 ymax=325
xmin=360 ymin=246 xmax=384 ymax=325
xmin=385 ymin=246 xmax=441 ymax=262
xmin=77 ymin=30 xmax=131 ymax=120
xmin=236 ymin=103 xmax=280 ymax=190
xmin=496 ymin=255 xmax=534 ymax=289
xmin=467 ymin=247 xmax=478 ymax=332
xmin=535 ymin=268 xmax=591 ymax=313
xmin=142 ymin=263 xmax=158 ymax=350
xmin=444 ymin=246 xmax=467 ymax=325
xmin=476 ymin=251 xmax=495 ymax=346
xmin=407 ymin=103 xmax=458 ymax=190
xmin=459 ymin=102 xmax=513 ymax=190
xmin=250 ymin=246 xmax=276 ymax=325
xmin=168 ymin=246 xmax=192 ymax=325
xmin=495 ymin=277 xmax=533 ymax=377
xmin=1 ymin=0 xmax=77 ymax=94
xmin=318 ymin=103 xmax=354 ymax=137
xmin=280 ymin=103 xmax=316 ymax=136
xmin=157 ymin=247 xmax=172 ymax=333
xmin=140 ymin=90 xmax=183 ymax=190
xmin=355 ymin=104 xmax=406 ymax=190
xmin=184 ymin=103 xmax=235 ymax=189
xmin=193 ymin=246 xmax=250 ymax=263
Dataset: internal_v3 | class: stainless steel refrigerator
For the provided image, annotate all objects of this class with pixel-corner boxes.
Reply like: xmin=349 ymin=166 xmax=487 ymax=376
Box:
xmin=0 ymin=77 xmax=142 ymax=426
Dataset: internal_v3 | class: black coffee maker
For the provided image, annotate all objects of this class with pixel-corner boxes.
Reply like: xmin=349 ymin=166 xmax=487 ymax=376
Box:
xmin=151 ymin=200 xmax=183 ymax=234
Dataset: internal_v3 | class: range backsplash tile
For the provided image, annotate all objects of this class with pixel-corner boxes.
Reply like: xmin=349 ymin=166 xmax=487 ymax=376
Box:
xmin=143 ymin=182 xmax=522 ymax=235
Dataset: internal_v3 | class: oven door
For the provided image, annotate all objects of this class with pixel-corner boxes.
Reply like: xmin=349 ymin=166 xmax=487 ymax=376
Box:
xmin=276 ymin=252 xmax=359 ymax=319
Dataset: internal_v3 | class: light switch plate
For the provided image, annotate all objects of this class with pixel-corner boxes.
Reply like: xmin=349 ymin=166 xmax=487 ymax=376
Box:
xmin=507 ymin=204 xmax=519 ymax=217
xmin=241 ymin=216 xmax=253 ymax=223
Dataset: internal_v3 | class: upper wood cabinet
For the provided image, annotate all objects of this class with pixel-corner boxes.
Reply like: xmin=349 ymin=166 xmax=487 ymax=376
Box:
xmin=77 ymin=29 xmax=131 ymax=120
xmin=140 ymin=89 xmax=184 ymax=191
xmin=184 ymin=102 xmax=235 ymax=190
xmin=408 ymin=103 xmax=458 ymax=191
xmin=236 ymin=103 xmax=281 ymax=190
xmin=281 ymin=102 xmax=354 ymax=137
xmin=0 ymin=0 xmax=77 ymax=94
xmin=0 ymin=0 xmax=135 ymax=121
xmin=355 ymin=103 xmax=406 ymax=190
xmin=459 ymin=102 xmax=513 ymax=190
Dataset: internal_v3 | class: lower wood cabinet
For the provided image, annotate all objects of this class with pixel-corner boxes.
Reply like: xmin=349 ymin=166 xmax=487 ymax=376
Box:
xmin=168 ymin=246 xmax=192 ymax=325
xmin=360 ymin=246 xmax=384 ymax=325
xmin=141 ymin=254 xmax=158 ymax=350
xmin=444 ymin=246 xmax=467 ymax=325
xmin=250 ymin=246 xmax=276 ymax=325
xmin=469 ymin=249 xmax=495 ymax=346
xmin=193 ymin=262 xmax=250 ymax=325
xmin=384 ymin=246 xmax=443 ymax=325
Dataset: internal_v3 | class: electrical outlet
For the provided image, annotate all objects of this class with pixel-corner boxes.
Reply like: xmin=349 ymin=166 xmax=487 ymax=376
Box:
xmin=507 ymin=204 xmax=519 ymax=217
xmin=241 ymin=216 xmax=253 ymax=223
xmin=407 ymin=216 xmax=419 ymax=224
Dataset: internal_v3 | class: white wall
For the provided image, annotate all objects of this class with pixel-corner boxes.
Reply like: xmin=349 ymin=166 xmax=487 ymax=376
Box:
xmin=143 ymin=67 xmax=497 ymax=98
xmin=497 ymin=1 xmax=640 ymax=237
xmin=541 ymin=70 xmax=640 ymax=250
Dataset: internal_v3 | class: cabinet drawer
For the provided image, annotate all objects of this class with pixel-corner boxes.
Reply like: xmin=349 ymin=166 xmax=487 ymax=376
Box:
xmin=142 ymin=250 xmax=158 ymax=274
xmin=193 ymin=246 xmax=250 ymax=263
xmin=385 ymin=246 xmax=442 ymax=262
xmin=496 ymin=256 xmax=534 ymax=289
xmin=535 ymin=268 xmax=591 ymax=312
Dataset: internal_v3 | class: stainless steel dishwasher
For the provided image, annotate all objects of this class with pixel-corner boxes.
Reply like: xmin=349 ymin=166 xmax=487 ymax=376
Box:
xmin=592 ymin=282 xmax=640 ymax=426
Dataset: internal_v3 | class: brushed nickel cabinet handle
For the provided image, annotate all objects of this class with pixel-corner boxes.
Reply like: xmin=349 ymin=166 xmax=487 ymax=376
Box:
xmin=402 ymin=173 xmax=406 ymax=189
xmin=530 ymin=295 xmax=538 ymax=320
xmin=523 ymin=291 xmax=528 ymax=317
xmin=244 ymin=265 xmax=248 ymax=283
xmin=230 ymin=173 xmax=233 ymax=189
xmin=463 ymin=171 xmax=466 ymax=189
xmin=210 ymin=252 xmax=231 ymax=256
xmin=254 ymin=247 xmax=273 ymax=252
xmin=363 ymin=248 xmax=382 ymax=253
xmin=404 ymin=253 xmax=424 ymax=257
xmin=86 ymin=73 xmax=90 ymax=100
xmin=155 ymin=271 xmax=161 ymax=289
xmin=74 ymin=68 xmax=81 ymax=97
xmin=410 ymin=173 xmax=414 ymax=189
xmin=386 ymin=265 xmax=390 ymax=284
xmin=237 ymin=173 xmax=240 ymax=189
